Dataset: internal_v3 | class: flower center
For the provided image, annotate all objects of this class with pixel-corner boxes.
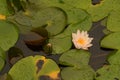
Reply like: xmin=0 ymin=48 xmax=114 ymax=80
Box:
xmin=0 ymin=14 xmax=6 ymax=20
xmin=77 ymin=38 xmax=85 ymax=45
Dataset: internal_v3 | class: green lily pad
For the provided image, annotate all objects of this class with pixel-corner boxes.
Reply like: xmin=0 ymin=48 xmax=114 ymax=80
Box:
xmin=107 ymin=10 xmax=120 ymax=32
xmin=61 ymin=66 xmax=95 ymax=80
xmin=64 ymin=15 xmax=92 ymax=35
xmin=9 ymin=55 xmax=60 ymax=80
xmin=0 ymin=21 xmax=18 ymax=51
xmin=10 ymin=7 xmax=67 ymax=36
xmin=0 ymin=57 xmax=5 ymax=72
xmin=0 ymin=0 xmax=10 ymax=16
xmin=0 ymin=48 xmax=5 ymax=72
xmin=101 ymin=32 xmax=120 ymax=49
xmin=96 ymin=65 xmax=120 ymax=80
xmin=49 ymin=33 xmax=72 ymax=54
xmin=61 ymin=0 xmax=91 ymax=10
xmin=59 ymin=49 xmax=90 ymax=67
xmin=108 ymin=50 xmax=120 ymax=65
xmin=0 ymin=48 xmax=6 ymax=60
xmin=87 ymin=0 xmax=113 ymax=22
xmin=63 ymin=7 xmax=90 ymax=24
xmin=31 ymin=7 xmax=67 ymax=36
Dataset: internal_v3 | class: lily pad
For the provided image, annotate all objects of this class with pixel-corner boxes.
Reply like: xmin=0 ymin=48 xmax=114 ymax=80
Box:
xmin=0 ymin=48 xmax=6 ymax=60
xmin=0 ymin=48 xmax=5 ymax=72
xmin=96 ymin=65 xmax=120 ymax=80
xmin=59 ymin=49 xmax=90 ymax=67
xmin=64 ymin=15 xmax=92 ymax=35
xmin=49 ymin=33 xmax=72 ymax=54
xmin=0 ymin=57 xmax=5 ymax=72
xmin=61 ymin=66 xmax=95 ymax=80
xmin=101 ymin=32 xmax=120 ymax=49
xmin=108 ymin=50 xmax=120 ymax=65
xmin=0 ymin=21 xmax=18 ymax=51
xmin=87 ymin=0 xmax=113 ymax=22
xmin=63 ymin=7 xmax=90 ymax=24
xmin=31 ymin=7 xmax=67 ymax=36
xmin=9 ymin=55 xmax=60 ymax=80
xmin=61 ymin=0 xmax=91 ymax=10
xmin=107 ymin=10 xmax=120 ymax=32
xmin=0 ymin=0 xmax=10 ymax=16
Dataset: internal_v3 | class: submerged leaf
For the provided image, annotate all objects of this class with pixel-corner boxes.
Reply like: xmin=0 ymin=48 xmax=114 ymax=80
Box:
xmin=0 ymin=21 xmax=18 ymax=51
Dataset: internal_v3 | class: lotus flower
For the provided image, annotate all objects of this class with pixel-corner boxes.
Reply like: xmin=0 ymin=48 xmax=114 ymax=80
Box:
xmin=72 ymin=30 xmax=93 ymax=50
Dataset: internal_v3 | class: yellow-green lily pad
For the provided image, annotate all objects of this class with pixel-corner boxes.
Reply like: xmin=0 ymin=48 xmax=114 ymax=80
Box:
xmin=9 ymin=55 xmax=60 ymax=80
xmin=0 ymin=21 xmax=18 ymax=51
xmin=101 ymin=32 xmax=120 ymax=49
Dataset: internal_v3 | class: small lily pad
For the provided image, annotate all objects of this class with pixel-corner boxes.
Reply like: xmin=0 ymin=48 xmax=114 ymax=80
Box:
xmin=61 ymin=66 xmax=95 ymax=80
xmin=101 ymin=32 xmax=120 ymax=49
xmin=96 ymin=65 xmax=120 ymax=80
xmin=59 ymin=49 xmax=90 ymax=67
xmin=49 ymin=33 xmax=72 ymax=54
xmin=0 ymin=21 xmax=18 ymax=51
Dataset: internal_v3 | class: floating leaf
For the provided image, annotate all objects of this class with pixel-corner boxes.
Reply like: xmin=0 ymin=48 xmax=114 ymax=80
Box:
xmin=101 ymin=32 xmax=120 ymax=49
xmin=8 ymin=47 xmax=24 ymax=65
xmin=96 ymin=65 xmax=120 ymax=80
xmin=0 ymin=21 xmax=18 ymax=51
xmin=0 ymin=48 xmax=5 ymax=72
xmin=61 ymin=66 xmax=95 ymax=80
xmin=64 ymin=15 xmax=92 ymax=35
xmin=0 ymin=73 xmax=12 ymax=80
xmin=0 ymin=0 xmax=10 ymax=16
xmin=59 ymin=49 xmax=90 ymax=67
xmin=61 ymin=0 xmax=91 ymax=10
xmin=49 ymin=33 xmax=72 ymax=54
xmin=108 ymin=50 xmax=120 ymax=65
xmin=9 ymin=55 xmax=60 ymax=80
xmin=63 ymin=7 xmax=90 ymax=24
xmin=0 ymin=57 xmax=5 ymax=72
xmin=87 ymin=0 xmax=112 ymax=22
xmin=107 ymin=10 xmax=120 ymax=32
xmin=31 ymin=7 xmax=67 ymax=36
xmin=0 ymin=48 xmax=6 ymax=60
